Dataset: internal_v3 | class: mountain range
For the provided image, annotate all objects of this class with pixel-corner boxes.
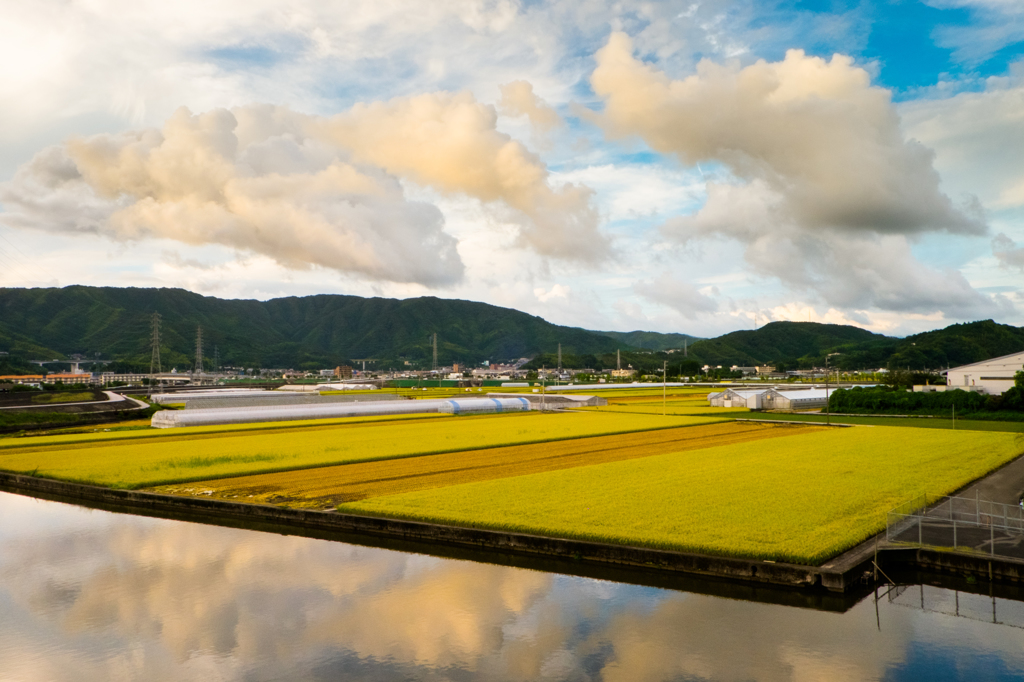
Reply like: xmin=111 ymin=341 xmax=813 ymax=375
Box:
xmin=1 ymin=286 xmax=1022 ymax=374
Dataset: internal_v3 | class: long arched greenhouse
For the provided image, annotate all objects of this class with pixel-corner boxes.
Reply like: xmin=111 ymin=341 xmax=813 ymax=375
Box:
xmin=151 ymin=396 xmax=531 ymax=428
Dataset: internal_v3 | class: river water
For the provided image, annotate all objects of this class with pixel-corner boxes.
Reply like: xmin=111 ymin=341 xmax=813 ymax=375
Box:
xmin=2 ymin=490 xmax=1024 ymax=681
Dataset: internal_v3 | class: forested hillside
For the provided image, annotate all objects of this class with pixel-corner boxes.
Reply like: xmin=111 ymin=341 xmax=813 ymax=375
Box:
xmin=596 ymin=330 xmax=701 ymax=351
xmin=687 ymin=322 xmax=896 ymax=370
xmin=1 ymin=286 xmax=1021 ymax=374
xmin=0 ymin=287 xmax=621 ymax=371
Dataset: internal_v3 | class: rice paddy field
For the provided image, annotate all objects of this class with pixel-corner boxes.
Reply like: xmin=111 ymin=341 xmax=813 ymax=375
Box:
xmin=339 ymin=426 xmax=1024 ymax=564
xmin=577 ymin=397 xmax=747 ymax=417
xmin=151 ymin=421 xmax=815 ymax=506
xmin=740 ymin=412 xmax=1024 ymax=432
xmin=0 ymin=411 xmax=724 ymax=488
xmin=5 ymin=382 xmax=1023 ymax=567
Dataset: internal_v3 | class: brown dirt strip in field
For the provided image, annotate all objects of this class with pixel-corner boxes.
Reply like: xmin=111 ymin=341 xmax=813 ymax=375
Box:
xmin=149 ymin=421 xmax=826 ymax=509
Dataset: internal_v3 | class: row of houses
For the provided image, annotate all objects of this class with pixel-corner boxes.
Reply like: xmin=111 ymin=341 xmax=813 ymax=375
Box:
xmin=0 ymin=372 xmax=192 ymax=387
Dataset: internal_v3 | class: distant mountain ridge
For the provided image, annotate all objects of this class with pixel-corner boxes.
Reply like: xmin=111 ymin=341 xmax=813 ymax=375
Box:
xmin=687 ymin=321 xmax=895 ymax=370
xmin=0 ymin=286 xmax=622 ymax=372
xmin=0 ymin=286 xmax=1022 ymax=373
xmin=596 ymin=330 xmax=701 ymax=351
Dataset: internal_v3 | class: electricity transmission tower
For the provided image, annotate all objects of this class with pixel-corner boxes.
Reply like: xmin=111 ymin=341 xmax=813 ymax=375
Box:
xmin=149 ymin=312 xmax=162 ymax=375
xmin=194 ymin=326 xmax=203 ymax=379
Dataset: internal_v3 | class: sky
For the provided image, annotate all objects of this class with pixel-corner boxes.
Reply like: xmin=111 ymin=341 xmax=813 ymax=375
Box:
xmin=0 ymin=0 xmax=1022 ymax=338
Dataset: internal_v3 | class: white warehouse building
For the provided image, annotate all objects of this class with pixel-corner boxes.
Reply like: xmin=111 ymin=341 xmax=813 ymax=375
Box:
xmin=946 ymin=352 xmax=1024 ymax=395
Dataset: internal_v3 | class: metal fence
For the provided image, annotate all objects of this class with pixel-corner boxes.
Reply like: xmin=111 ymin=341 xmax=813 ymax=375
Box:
xmin=885 ymin=582 xmax=1024 ymax=630
xmin=886 ymin=493 xmax=1024 ymax=561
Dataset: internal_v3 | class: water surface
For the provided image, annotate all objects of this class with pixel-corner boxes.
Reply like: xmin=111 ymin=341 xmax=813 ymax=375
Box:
xmin=1 ymin=491 xmax=1023 ymax=681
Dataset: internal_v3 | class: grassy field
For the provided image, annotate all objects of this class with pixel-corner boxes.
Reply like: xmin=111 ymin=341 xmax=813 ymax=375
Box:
xmin=339 ymin=426 xmax=1024 ymax=564
xmin=150 ymin=421 xmax=818 ymax=506
xmin=0 ymin=411 xmax=725 ymax=488
xmin=29 ymin=391 xmax=98 ymax=404
xmin=740 ymin=412 xmax=1024 ymax=432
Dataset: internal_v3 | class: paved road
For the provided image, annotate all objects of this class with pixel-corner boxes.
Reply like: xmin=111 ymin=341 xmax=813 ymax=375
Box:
xmin=0 ymin=391 xmax=147 ymax=411
xmin=958 ymin=445 xmax=1024 ymax=506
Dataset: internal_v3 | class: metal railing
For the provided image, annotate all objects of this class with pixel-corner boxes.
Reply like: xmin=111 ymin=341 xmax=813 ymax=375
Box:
xmin=886 ymin=583 xmax=1024 ymax=630
xmin=887 ymin=493 xmax=1024 ymax=560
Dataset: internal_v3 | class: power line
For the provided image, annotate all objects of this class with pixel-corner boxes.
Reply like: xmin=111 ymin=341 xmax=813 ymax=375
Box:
xmin=150 ymin=312 xmax=162 ymax=375
xmin=0 ymin=244 xmax=38 ymax=286
xmin=194 ymin=326 xmax=203 ymax=378
xmin=0 ymin=225 xmax=62 ymax=284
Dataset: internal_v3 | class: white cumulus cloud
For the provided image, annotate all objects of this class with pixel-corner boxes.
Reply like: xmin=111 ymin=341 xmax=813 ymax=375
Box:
xmin=498 ymin=80 xmax=562 ymax=132
xmin=1 ymin=94 xmax=608 ymax=286
xmin=993 ymin=233 xmax=1024 ymax=270
xmin=633 ymin=274 xmax=718 ymax=319
xmin=587 ymin=32 xmax=995 ymax=317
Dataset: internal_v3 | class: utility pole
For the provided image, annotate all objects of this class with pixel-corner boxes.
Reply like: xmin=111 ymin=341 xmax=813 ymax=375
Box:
xmin=825 ymin=352 xmax=840 ymax=425
xmin=663 ymin=360 xmax=667 ymax=416
xmin=684 ymin=338 xmax=687 ymax=357
xmin=149 ymin=312 xmax=162 ymax=376
xmin=194 ymin=326 xmax=203 ymax=380
xmin=557 ymin=343 xmax=562 ymax=373
xmin=617 ymin=349 xmax=621 ymax=371
xmin=432 ymin=333 xmax=438 ymax=372
xmin=213 ymin=345 xmax=219 ymax=373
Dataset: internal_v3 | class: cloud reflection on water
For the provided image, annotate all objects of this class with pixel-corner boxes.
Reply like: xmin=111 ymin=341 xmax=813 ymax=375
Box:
xmin=1 ymin=492 xmax=1023 ymax=681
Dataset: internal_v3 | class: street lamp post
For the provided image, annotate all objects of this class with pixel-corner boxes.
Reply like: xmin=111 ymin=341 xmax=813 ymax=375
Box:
xmin=663 ymin=360 xmax=667 ymax=416
xmin=825 ymin=352 xmax=841 ymax=425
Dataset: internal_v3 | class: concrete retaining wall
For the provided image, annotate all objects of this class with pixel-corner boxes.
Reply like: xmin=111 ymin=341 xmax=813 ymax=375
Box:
xmin=0 ymin=471 xmax=868 ymax=591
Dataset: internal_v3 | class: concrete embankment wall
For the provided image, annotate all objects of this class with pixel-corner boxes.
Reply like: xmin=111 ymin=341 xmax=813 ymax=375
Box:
xmin=0 ymin=471 xmax=875 ymax=592
xmin=11 ymin=473 xmax=1016 ymax=592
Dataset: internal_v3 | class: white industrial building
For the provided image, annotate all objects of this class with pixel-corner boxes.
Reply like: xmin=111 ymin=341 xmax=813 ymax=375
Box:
xmin=946 ymin=352 xmax=1024 ymax=395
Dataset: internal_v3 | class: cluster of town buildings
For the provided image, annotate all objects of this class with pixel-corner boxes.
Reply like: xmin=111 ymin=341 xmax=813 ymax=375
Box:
xmin=2 ymin=351 xmax=1021 ymax=396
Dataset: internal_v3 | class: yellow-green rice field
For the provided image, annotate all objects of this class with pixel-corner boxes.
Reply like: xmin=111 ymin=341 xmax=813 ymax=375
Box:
xmin=0 ymin=411 xmax=724 ymax=488
xmin=339 ymin=426 xmax=1024 ymax=564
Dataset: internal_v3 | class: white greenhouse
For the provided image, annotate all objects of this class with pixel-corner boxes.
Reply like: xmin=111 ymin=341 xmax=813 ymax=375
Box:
xmin=439 ymin=397 xmax=531 ymax=415
xmin=762 ymin=388 xmax=830 ymax=410
xmin=151 ymin=397 xmax=531 ymax=428
xmin=153 ymin=397 xmax=446 ymax=428
xmin=708 ymin=388 xmax=772 ymax=409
